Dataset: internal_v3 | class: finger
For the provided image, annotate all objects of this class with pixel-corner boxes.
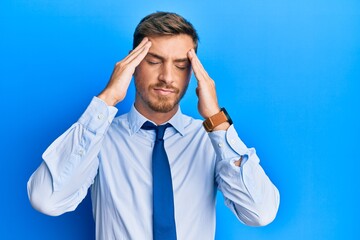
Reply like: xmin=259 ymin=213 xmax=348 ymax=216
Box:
xmin=187 ymin=49 xmax=209 ymax=82
xmin=126 ymin=41 xmax=152 ymax=66
xmin=122 ymin=37 xmax=150 ymax=64
xmin=129 ymin=41 xmax=152 ymax=67
xmin=131 ymin=37 xmax=149 ymax=54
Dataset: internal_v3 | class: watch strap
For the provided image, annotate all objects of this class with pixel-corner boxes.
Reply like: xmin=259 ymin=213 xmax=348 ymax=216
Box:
xmin=203 ymin=108 xmax=232 ymax=132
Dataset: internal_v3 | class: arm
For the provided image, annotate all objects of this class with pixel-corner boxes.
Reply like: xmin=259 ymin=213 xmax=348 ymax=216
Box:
xmin=210 ymin=126 xmax=280 ymax=226
xmin=187 ymin=49 xmax=239 ymax=163
xmin=27 ymin=38 xmax=152 ymax=216
xmin=27 ymin=98 xmax=117 ymax=216
xmin=187 ymin=49 xmax=280 ymax=226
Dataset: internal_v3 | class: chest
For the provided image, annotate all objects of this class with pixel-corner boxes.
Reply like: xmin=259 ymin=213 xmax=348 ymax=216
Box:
xmin=96 ymin=130 xmax=216 ymax=202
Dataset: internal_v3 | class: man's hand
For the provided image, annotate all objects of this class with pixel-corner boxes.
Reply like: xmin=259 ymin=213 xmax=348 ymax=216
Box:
xmin=187 ymin=49 xmax=221 ymax=119
xmin=98 ymin=38 xmax=152 ymax=106
xmin=188 ymin=49 xmax=230 ymax=131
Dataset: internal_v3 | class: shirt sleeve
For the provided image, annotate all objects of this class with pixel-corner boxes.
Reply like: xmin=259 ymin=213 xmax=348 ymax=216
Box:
xmin=27 ymin=97 xmax=117 ymax=216
xmin=209 ymin=125 xmax=280 ymax=226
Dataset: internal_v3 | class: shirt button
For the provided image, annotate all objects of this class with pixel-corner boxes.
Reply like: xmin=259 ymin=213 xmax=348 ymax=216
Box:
xmin=78 ymin=149 xmax=84 ymax=156
xmin=97 ymin=113 xmax=104 ymax=120
xmin=218 ymin=142 xmax=223 ymax=148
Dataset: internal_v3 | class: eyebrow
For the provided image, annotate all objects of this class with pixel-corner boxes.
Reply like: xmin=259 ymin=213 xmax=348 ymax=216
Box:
xmin=146 ymin=52 xmax=189 ymax=63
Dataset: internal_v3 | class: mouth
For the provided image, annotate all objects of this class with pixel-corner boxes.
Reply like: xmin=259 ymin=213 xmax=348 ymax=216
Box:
xmin=153 ymin=87 xmax=176 ymax=96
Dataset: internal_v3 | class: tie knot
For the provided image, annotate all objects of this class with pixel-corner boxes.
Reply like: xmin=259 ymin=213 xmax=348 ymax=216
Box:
xmin=141 ymin=121 xmax=171 ymax=141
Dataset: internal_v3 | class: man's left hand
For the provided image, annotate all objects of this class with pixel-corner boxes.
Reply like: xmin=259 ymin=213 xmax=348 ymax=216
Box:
xmin=188 ymin=49 xmax=236 ymax=164
xmin=187 ymin=49 xmax=221 ymax=119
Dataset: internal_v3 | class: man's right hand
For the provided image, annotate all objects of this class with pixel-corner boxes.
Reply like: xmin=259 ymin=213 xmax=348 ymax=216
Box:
xmin=97 ymin=37 xmax=152 ymax=106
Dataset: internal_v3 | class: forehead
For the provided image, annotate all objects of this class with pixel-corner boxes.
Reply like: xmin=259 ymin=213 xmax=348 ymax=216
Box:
xmin=147 ymin=34 xmax=194 ymax=59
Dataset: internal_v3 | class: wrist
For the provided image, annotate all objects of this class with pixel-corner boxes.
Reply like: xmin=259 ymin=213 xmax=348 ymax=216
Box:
xmin=97 ymin=90 xmax=120 ymax=107
xmin=212 ymin=121 xmax=230 ymax=131
xmin=204 ymin=108 xmax=221 ymax=119
xmin=203 ymin=107 xmax=232 ymax=132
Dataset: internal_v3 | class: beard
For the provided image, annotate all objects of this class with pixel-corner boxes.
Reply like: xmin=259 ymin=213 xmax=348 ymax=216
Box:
xmin=135 ymin=81 xmax=189 ymax=113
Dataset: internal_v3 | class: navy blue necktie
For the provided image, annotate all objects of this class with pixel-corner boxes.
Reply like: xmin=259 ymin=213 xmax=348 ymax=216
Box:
xmin=142 ymin=121 xmax=177 ymax=240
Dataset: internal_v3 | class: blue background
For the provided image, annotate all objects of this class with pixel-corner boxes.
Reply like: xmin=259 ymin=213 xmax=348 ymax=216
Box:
xmin=1 ymin=0 xmax=359 ymax=239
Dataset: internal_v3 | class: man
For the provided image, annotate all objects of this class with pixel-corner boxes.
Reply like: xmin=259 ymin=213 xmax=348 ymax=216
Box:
xmin=28 ymin=12 xmax=280 ymax=240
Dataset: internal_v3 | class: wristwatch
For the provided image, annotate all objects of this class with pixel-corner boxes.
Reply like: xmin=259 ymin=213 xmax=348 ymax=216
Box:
xmin=203 ymin=108 xmax=233 ymax=132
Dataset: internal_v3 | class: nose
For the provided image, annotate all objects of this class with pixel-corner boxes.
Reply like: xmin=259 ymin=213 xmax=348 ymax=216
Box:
xmin=158 ymin=63 xmax=174 ymax=84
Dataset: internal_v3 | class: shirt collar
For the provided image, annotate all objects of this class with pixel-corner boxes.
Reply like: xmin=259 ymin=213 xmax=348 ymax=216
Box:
xmin=127 ymin=105 xmax=185 ymax=136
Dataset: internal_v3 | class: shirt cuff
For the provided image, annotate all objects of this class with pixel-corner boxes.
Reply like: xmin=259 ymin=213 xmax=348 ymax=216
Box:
xmin=208 ymin=124 xmax=249 ymax=165
xmin=78 ymin=97 xmax=118 ymax=134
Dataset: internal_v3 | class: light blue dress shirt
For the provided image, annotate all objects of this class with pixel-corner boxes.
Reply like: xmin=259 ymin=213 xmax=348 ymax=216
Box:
xmin=28 ymin=97 xmax=280 ymax=240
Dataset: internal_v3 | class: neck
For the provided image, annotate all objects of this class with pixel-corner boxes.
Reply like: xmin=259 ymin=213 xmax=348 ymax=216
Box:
xmin=134 ymin=101 xmax=179 ymax=125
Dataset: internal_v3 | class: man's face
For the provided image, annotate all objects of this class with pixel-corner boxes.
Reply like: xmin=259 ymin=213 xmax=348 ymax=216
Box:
xmin=134 ymin=34 xmax=193 ymax=114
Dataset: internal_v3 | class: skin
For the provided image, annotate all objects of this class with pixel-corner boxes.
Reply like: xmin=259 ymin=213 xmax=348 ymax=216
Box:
xmin=133 ymin=35 xmax=193 ymax=124
xmin=98 ymin=34 xmax=241 ymax=166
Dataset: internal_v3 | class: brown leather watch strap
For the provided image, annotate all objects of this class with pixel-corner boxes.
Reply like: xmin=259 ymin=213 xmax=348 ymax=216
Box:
xmin=203 ymin=108 xmax=232 ymax=132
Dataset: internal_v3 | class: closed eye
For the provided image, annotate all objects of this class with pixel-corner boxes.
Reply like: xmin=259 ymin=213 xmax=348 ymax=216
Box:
xmin=176 ymin=65 xmax=188 ymax=70
xmin=146 ymin=60 xmax=161 ymax=65
xmin=175 ymin=63 xmax=190 ymax=71
xmin=174 ymin=59 xmax=190 ymax=71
